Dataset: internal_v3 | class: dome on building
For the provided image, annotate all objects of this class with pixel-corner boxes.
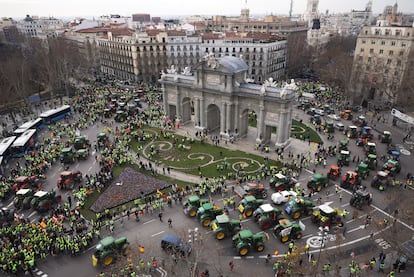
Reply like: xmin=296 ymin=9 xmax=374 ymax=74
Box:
xmin=218 ymin=56 xmax=248 ymax=73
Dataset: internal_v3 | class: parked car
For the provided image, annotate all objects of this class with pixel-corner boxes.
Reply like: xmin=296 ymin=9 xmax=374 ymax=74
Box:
xmin=271 ymin=190 xmax=298 ymax=205
xmin=328 ymin=114 xmax=340 ymax=121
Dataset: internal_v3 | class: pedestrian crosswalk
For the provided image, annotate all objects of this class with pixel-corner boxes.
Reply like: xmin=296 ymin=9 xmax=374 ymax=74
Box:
xmin=32 ymin=267 xmax=48 ymax=277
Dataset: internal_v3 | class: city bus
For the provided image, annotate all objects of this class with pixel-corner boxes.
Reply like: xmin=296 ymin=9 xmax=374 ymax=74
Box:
xmin=13 ymin=117 xmax=44 ymax=137
xmin=40 ymin=105 xmax=71 ymax=124
xmin=11 ymin=129 xmax=37 ymax=158
xmin=0 ymin=136 xmax=17 ymax=165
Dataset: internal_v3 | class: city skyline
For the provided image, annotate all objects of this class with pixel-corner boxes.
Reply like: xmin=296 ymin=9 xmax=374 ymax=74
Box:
xmin=1 ymin=0 xmax=413 ymax=19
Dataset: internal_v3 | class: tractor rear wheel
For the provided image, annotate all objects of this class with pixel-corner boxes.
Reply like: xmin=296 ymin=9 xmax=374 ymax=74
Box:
xmin=293 ymin=211 xmax=301 ymax=219
xmin=281 ymin=235 xmax=289 ymax=243
xmin=245 ymin=209 xmax=253 ymax=217
xmin=261 ymin=191 xmax=268 ymax=198
xmin=103 ymin=255 xmax=114 ymax=266
xmin=216 ymin=231 xmax=225 ymax=240
xmin=316 ymin=185 xmax=322 ymax=192
xmin=202 ymin=218 xmax=211 ymax=227
xmin=261 ymin=221 xmax=271 ymax=230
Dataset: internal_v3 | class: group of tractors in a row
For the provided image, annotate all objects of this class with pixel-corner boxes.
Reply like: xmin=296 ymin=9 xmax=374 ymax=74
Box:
xmin=10 ymin=170 xmax=83 ymax=213
xmin=181 ymin=179 xmax=365 ymax=257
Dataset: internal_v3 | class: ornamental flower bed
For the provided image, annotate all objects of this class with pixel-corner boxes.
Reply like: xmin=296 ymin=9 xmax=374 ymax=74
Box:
xmin=90 ymin=167 xmax=171 ymax=212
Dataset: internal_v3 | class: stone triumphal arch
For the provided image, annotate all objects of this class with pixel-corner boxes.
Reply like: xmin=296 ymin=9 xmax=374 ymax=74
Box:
xmin=159 ymin=55 xmax=296 ymax=146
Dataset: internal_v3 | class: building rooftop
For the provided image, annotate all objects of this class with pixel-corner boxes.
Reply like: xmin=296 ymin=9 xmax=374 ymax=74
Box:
xmin=218 ymin=56 xmax=248 ymax=73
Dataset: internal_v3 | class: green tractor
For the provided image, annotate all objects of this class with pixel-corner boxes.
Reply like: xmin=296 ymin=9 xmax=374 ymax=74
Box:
xmin=74 ymin=135 xmax=89 ymax=150
xmin=76 ymin=148 xmax=89 ymax=160
xmin=311 ymin=204 xmax=343 ymax=228
xmin=307 ymin=173 xmax=329 ymax=192
xmin=339 ymin=138 xmax=349 ymax=151
xmin=364 ymin=142 xmax=376 ymax=156
xmin=269 ymin=173 xmax=297 ymax=191
xmin=114 ymin=110 xmax=128 ymax=122
xmin=197 ymin=203 xmax=224 ymax=227
xmin=382 ymin=159 xmax=401 ymax=176
xmin=97 ymin=132 xmax=108 ymax=147
xmin=103 ymin=108 xmax=112 ymax=118
xmin=274 ymin=219 xmax=305 ymax=243
xmin=183 ymin=195 xmax=209 ymax=217
xmin=353 ymin=115 xmax=367 ymax=127
xmin=232 ymin=230 xmax=266 ymax=256
xmin=237 ymin=195 xmax=265 ymax=218
xmin=338 ymin=150 xmax=351 ymax=166
xmin=92 ymin=236 xmax=130 ymax=267
xmin=13 ymin=188 xmax=34 ymax=209
xmin=253 ymin=203 xmax=283 ymax=230
xmin=365 ymin=154 xmax=378 ymax=170
xmin=210 ymin=214 xmax=242 ymax=240
xmin=344 ymin=125 xmax=358 ymax=138
xmin=380 ymin=131 xmax=392 ymax=144
xmin=323 ymin=121 xmax=335 ymax=133
xmin=284 ymin=197 xmax=315 ymax=219
xmin=356 ymin=162 xmax=370 ymax=179
xmin=60 ymin=147 xmax=76 ymax=164
xmin=30 ymin=190 xmax=61 ymax=213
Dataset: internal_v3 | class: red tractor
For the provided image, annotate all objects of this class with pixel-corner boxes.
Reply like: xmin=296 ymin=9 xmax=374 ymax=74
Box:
xmin=327 ymin=165 xmax=342 ymax=180
xmin=12 ymin=176 xmax=42 ymax=191
xmin=57 ymin=170 xmax=83 ymax=190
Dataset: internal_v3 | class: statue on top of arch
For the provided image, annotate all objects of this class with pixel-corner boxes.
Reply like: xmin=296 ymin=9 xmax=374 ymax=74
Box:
xmin=181 ymin=66 xmax=192 ymax=76
xmin=203 ymin=52 xmax=218 ymax=69
xmin=263 ymin=77 xmax=278 ymax=88
xmin=166 ymin=65 xmax=177 ymax=74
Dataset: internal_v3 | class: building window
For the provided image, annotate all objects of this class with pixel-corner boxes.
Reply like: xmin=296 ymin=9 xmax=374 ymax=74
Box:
xmin=387 ymin=59 xmax=392 ymax=65
xmin=381 ymin=40 xmax=385 ymax=45
xmin=401 ymin=43 xmax=406 ymax=47
xmin=391 ymin=41 xmax=396 ymax=46
xmin=369 ymin=48 xmax=374 ymax=53
xmin=399 ymin=51 xmax=404 ymax=56
xmin=396 ymin=30 xmax=401 ymax=36
xmin=389 ymin=50 xmax=394 ymax=56
xmin=368 ymin=57 xmax=372 ymax=63
xmin=384 ymin=69 xmax=389 ymax=74
xmin=397 ymin=60 xmax=401 ymax=66
xmin=362 ymin=40 xmax=366 ymax=44
xmin=371 ymin=40 xmax=375 ymax=45
xmin=379 ymin=49 xmax=384 ymax=54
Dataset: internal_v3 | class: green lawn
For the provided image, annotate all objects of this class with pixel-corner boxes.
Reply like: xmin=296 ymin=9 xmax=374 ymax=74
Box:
xmin=291 ymin=119 xmax=322 ymax=143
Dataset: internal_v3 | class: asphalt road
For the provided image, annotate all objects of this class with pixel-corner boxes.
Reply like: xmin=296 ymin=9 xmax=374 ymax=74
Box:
xmin=1 ymin=100 xmax=414 ymax=277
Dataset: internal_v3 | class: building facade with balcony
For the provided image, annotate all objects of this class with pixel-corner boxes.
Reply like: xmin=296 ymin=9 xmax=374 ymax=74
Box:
xmin=349 ymin=23 xmax=414 ymax=106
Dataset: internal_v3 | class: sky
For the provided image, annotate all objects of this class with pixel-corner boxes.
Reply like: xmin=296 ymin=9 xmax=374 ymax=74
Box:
xmin=1 ymin=0 xmax=413 ymax=19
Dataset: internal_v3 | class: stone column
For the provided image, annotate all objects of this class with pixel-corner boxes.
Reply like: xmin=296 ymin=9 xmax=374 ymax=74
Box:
xmin=200 ymin=98 xmax=205 ymax=128
xmin=276 ymin=107 xmax=289 ymax=146
xmin=194 ymin=98 xmax=200 ymax=127
xmin=176 ymin=90 xmax=181 ymax=121
xmin=256 ymin=105 xmax=265 ymax=143
xmin=226 ymin=102 xmax=231 ymax=134
xmin=234 ymin=102 xmax=239 ymax=136
xmin=162 ymin=86 xmax=169 ymax=116
xmin=220 ymin=102 xmax=226 ymax=134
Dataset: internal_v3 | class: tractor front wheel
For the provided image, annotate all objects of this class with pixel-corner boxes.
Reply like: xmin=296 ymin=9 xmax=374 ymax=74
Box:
xmin=296 ymin=232 xmax=302 ymax=239
xmin=189 ymin=209 xmax=197 ymax=217
xmin=256 ymin=242 xmax=265 ymax=252
xmin=245 ymin=209 xmax=253 ymax=217
xmin=202 ymin=218 xmax=211 ymax=227
xmin=103 ymin=255 xmax=114 ymax=266
xmin=281 ymin=235 xmax=289 ymax=243
xmin=216 ymin=231 xmax=225 ymax=240
xmin=316 ymin=185 xmax=322 ymax=192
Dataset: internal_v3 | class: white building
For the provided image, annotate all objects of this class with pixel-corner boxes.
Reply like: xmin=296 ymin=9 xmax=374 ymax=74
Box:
xmin=16 ymin=15 xmax=65 ymax=39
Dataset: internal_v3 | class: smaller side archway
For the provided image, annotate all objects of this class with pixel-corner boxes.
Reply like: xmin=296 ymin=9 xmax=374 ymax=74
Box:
xmin=206 ymin=104 xmax=220 ymax=132
xmin=181 ymin=97 xmax=192 ymax=123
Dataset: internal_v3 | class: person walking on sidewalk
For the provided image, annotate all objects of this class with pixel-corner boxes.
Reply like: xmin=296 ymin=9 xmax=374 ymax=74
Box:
xmin=168 ymin=218 xmax=172 ymax=228
xmin=158 ymin=212 xmax=163 ymax=222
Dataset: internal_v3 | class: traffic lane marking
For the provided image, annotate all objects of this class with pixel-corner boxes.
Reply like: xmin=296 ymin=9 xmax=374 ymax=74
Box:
xmin=143 ymin=219 xmax=155 ymax=225
xmin=87 ymin=166 xmax=92 ymax=172
xmin=340 ymin=186 xmax=414 ymax=231
xmin=151 ymin=231 xmax=165 ymax=237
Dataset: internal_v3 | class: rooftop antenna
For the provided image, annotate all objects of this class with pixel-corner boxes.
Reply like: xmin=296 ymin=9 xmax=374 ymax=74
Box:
xmin=289 ymin=0 xmax=294 ymax=19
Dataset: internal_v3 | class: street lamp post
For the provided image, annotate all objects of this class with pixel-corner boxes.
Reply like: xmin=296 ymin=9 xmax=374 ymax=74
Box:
xmin=188 ymin=227 xmax=199 ymax=277
xmin=314 ymin=226 xmax=329 ymax=277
